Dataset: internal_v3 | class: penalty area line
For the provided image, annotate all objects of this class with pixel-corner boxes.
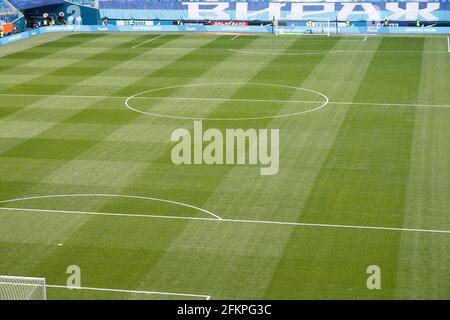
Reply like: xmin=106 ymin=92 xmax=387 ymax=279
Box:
xmin=46 ymin=284 xmax=211 ymax=300
xmin=0 ymin=207 xmax=449 ymax=235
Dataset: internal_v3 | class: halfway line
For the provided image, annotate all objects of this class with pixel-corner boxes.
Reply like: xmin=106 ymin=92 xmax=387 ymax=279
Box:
xmin=0 ymin=93 xmax=449 ymax=109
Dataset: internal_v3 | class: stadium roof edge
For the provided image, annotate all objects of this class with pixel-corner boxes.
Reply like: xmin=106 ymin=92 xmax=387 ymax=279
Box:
xmin=8 ymin=0 xmax=65 ymax=10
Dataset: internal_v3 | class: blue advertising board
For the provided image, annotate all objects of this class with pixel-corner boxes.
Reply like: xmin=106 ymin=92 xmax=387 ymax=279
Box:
xmin=1 ymin=24 xmax=450 ymax=48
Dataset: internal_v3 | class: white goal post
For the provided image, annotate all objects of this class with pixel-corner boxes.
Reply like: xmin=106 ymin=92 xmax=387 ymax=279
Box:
xmin=277 ymin=19 xmax=333 ymax=36
xmin=0 ymin=276 xmax=46 ymax=300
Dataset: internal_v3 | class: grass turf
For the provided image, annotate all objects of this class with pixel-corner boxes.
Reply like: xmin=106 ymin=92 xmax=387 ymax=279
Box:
xmin=0 ymin=32 xmax=449 ymax=299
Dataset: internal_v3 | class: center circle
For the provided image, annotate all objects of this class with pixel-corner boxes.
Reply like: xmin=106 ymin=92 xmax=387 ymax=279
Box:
xmin=124 ymin=83 xmax=329 ymax=121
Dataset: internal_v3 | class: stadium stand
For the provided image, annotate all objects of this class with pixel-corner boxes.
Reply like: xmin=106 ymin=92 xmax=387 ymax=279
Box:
xmin=0 ymin=0 xmax=21 ymax=24
xmin=8 ymin=1 xmax=65 ymax=10
xmin=1 ymin=0 xmax=449 ymax=44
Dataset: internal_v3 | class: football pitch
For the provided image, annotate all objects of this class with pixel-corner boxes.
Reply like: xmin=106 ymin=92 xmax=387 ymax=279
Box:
xmin=0 ymin=32 xmax=449 ymax=299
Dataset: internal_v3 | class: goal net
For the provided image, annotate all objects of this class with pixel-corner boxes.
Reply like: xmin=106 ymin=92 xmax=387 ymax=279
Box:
xmin=277 ymin=19 xmax=333 ymax=36
xmin=0 ymin=276 xmax=46 ymax=300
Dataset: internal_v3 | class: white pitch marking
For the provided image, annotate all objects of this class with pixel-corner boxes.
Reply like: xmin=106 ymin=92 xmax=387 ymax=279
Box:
xmin=149 ymin=47 xmax=446 ymax=54
xmin=0 ymin=194 xmax=222 ymax=220
xmin=0 ymin=92 xmax=325 ymax=105
xmin=46 ymin=284 xmax=210 ymax=300
xmin=124 ymin=82 xmax=329 ymax=120
xmin=231 ymin=35 xmax=239 ymax=40
xmin=132 ymin=34 xmax=166 ymax=49
xmin=363 ymin=35 xmax=368 ymax=42
xmin=336 ymin=100 xmax=450 ymax=108
xmin=0 ymin=206 xmax=218 ymax=222
xmin=1 ymin=207 xmax=449 ymax=235
xmin=0 ymin=92 xmax=449 ymax=109
xmin=229 ymin=48 xmax=450 ymax=55
xmin=447 ymin=36 xmax=450 ymax=53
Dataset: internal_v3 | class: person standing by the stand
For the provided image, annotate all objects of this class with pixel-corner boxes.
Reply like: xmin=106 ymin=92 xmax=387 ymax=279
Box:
xmin=272 ymin=16 xmax=278 ymax=36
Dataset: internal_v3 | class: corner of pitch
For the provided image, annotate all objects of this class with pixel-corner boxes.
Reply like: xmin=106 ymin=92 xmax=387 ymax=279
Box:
xmin=170 ymin=121 xmax=279 ymax=176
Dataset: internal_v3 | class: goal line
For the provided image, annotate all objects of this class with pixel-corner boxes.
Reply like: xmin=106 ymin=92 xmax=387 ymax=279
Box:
xmin=0 ymin=276 xmax=210 ymax=300
xmin=47 ymin=285 xmax=211 ymax=300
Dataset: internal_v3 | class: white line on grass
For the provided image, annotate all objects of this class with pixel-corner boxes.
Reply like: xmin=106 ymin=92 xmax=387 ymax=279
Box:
xmin=0 ymin=194 xmax=222 ymax=220
xmin=46 ymin=284 xmax=211 ymax=300
xmin=132 ymin=34 xmax=166 ymax=49
xmin=229 ymin=48 xmax=450 ymax=55
xmin=1 ymin=207 xmax=449 ymax=235
xmin=363 ymin=35 xmax=368 ymax=42
xmin=447 ymin=36 xmax=450 ymax=53
xmin=231 ymin=35 xmax=239 ymax=40
xmin=124 ymin=83 xmax=329 ymax=120
xmin=0 ymin=92 xmax=449 ymax=109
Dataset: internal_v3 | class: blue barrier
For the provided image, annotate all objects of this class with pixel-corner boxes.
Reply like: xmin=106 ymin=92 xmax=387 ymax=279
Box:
xmin=1 ymin=24 xmax=450 ymax=47
xmin=0 ymin=29 xmax=41 ymax=45
xmin=40 ymin=24 xmax=450 ymax=34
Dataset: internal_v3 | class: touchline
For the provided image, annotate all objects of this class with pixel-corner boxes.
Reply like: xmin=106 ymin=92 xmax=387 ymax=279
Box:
xmin=171 ymin=121 xmax=279 ymax=176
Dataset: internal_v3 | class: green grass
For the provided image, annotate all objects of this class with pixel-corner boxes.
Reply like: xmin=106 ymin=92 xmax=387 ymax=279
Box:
xmin=0 ymin=32 xmax=449 ymax=300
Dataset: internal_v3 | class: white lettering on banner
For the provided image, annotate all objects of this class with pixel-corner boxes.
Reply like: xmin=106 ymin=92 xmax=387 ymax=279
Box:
xmin=183 ymin=2 xmax=230 ymax=20
xmin=235 ymin=2 xmax=247 ymax=21
xmin=247 ymin=3 xmax=286 ymax=20
xmin=288 ymin=3 xmax=335 ymax=20
xmin=181 ymin=2 xmax=445 ymax=21
xmin=337 ymin=3 xmax=381 ymax=21
xmin=386 ymin=3 xmax=440 ymax=21
xmin=235 ymin=2 xmax=286 ymax=20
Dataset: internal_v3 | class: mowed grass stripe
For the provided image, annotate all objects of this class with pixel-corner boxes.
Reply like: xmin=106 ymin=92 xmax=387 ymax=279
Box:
xmin=395 ymin=37 xmax=450 ymax=299
xmin=0 ymin=35 xmax=113 ymax=107
xmin=0 ymin=34 xmax=107 ymax=73
xmin=264 ymin=37 xmax=425 ymax=299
